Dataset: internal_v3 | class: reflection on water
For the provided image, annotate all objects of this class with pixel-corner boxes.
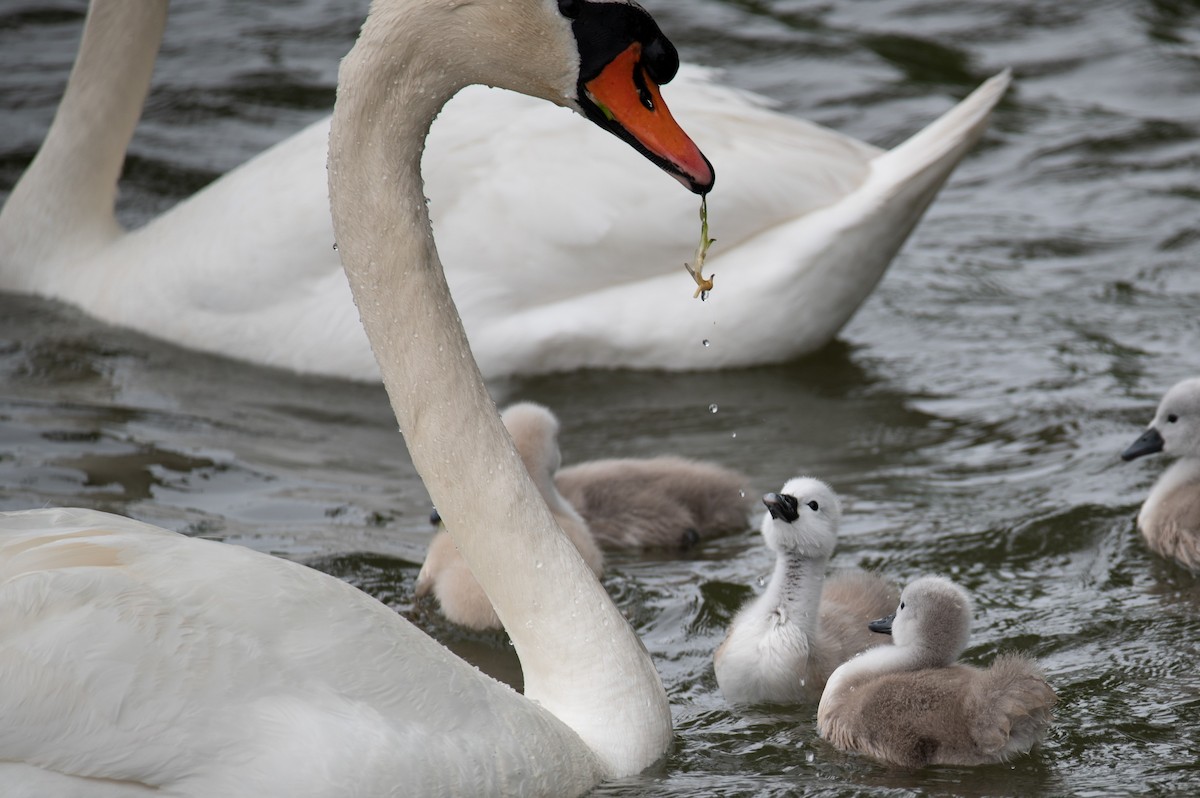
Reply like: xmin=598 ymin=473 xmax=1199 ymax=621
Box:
xmin=2 ymin=0 xmax=1200 ymax=795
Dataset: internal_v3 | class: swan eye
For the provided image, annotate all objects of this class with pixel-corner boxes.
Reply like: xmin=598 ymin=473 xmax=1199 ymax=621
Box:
xmin=899 ymin=602 xmax=905 ymax=611
xmin=557 ymin=0 xmax=581 ymax=19
xmin=807 ymin=500 xmax=819 ymax=511
xmin=1168 ymin=414 xmax=1179 ymax=423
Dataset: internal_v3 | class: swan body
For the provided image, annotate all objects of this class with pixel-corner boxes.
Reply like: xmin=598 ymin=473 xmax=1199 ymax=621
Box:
xmin=557 ymin=455 xmax=754 ymax=548
xmin=0 ymin=0 xmax=1010 ymax=379
xmin=714 ymin=477 xmax=898 ymax=705
xmin=0 ymin=0 xmax=716 ymax=792
xmin=818 ymin=576 xmax=1056 ymax=767
xmin=416 ymin=402 xmax=604 ymax=630
xmin=1121 ymin=376 xmax=1200 ymax=571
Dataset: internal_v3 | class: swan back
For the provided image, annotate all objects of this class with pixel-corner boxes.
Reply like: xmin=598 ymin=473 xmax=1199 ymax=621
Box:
xmin=0 ymin=508 xmax=604 ymax=795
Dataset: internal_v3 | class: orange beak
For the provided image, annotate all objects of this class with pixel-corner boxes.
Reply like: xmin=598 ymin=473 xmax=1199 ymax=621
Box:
xmin=582 ymin=43 xmax=715 ymax=195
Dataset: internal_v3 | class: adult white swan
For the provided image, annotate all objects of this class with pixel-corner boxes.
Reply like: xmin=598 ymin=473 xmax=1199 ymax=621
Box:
xmin=0 ymin=0 xmax=714 ymax=794
xmin=0 ymin=1 xmax=1009 ymax=380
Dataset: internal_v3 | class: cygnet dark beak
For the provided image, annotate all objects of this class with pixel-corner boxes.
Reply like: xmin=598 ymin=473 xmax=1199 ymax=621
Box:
xmin=868 ymin=614 xmax=894 ymax=635
xmin=763 ymin=492 xmax=799 ymax=523
xmin=1121 ymin=427 xmax=1164 ymax=462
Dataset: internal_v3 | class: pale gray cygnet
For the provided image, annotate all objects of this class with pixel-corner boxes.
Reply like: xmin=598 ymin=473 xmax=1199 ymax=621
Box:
xmin=817 ymin=575 xmax=1056 ymax=767
xmin=1122 ymin=376 xmax=1200 ymax=572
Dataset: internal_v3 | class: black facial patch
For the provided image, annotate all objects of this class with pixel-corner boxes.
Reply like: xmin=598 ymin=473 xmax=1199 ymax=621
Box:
xmin=565 ymin=0 xmax=679 ymax=86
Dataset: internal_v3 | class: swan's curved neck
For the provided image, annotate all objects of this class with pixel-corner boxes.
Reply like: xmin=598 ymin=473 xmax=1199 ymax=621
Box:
xmin=0 ymin=1 xmax=166 ymax=264
xmin=326 ymin=7 xmax=670 ymax=777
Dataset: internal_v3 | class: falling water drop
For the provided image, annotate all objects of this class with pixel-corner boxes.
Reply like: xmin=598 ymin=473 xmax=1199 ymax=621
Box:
xmin=331 ymin=242 xmax=338 ymax=251
xmin=739 ymin=490 xmax=746 ymax=498
xmin=731 ymin=431 xmax=737 ymax=439
xmin=708 ymin=403 xmax=719 ymax=414
xmin=702 ymin=338 xmax=710 ymax=347
xmin=806 ymin=752 xmax=815 ymax=764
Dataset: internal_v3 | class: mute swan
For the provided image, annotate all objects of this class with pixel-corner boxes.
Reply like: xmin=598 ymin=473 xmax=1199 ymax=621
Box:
xmin=416 ymin=402 xmax=604 ymax=631
xmin=1121 ymin=376 xmax=1200 ymax=571
xmin=714 ymin=477 xmax=898 ymax=705
xmin=0 ymin=1 xmax=1010 ymax=380
xmin=0 ymin=0 xmax=715 ymax=793
xmin=557 ymin=454 xmax=754 ymax=548
xmin=817 ymin=575 xmax=1056 ymax=767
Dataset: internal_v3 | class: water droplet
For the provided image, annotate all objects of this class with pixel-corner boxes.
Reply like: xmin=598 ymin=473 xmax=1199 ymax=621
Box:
xmin=730 ymin=431 xmax=737 ymax=439
xmin=806 ymin=751 xmax=815 ymax=763
xmin=702 ymin=339 xmax=710 ymax=347
xmin=738 ymin=490 xmax=746 ymax=498
xmin=331 ymin=242 xmax=338 ymax=251
xmin=535 ymin=560 xmax=544 ymax=569
xmin=708 ymin=403 xmax=719 ymax=414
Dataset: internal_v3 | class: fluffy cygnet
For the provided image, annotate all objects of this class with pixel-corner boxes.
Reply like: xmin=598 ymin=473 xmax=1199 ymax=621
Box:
xmin=556 ymin=455 xmax=754 ymax=549
xmin=714 ymin=477 xmax=899 ymax=705
xmin=818 ymin=575 xmax=1056 ymax=767
xmin=1121 ymin=376 xmax=1200 ymax=571
xmin=415 ymin=402 xmax=603 ymax=630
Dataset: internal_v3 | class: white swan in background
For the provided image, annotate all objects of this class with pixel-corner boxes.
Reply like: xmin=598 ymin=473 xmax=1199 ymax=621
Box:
xmin=0 ymin=0 xmax=716 ymax=792
xmin=714 ymin=477 xmax=898 ymax=705
xmin=0 ymin=1 xmax=1010 ymax=380
xmin=817 ymin=575 xmax=1056 ymax=767
xmin=1121 ymin=376 xmax=1200 ymax=571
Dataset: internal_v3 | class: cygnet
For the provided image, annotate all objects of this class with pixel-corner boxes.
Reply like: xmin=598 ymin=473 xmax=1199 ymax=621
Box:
xmin=1121 ymin=376 xmax=1200 ymax=571
xmin=714 ymin=477 xmax=899 ymax=704
xmin=415 ymin=402 xmax=603 ymax=630
xmin=556 ymin=455 xmax=754 ymax=549
xmin=817 ymin=575 xmax=1056 ymax=767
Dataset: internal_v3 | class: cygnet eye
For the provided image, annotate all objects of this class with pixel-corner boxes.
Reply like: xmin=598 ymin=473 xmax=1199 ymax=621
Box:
xmin=899 ymin=601 xmax=905 ymax=611
xmin=807 ymin=500 xmax=819 ymax=511
xmin=1168 ymin=414 xmax=1179 ymax=423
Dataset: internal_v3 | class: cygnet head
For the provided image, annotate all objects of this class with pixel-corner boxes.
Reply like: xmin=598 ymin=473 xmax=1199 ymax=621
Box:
xmin=500 ymin=402 xmax=563 ymax=494
xmin=760 ymin=477 xmax=842 ymax=560
xmin=870 ymin=575 xmax=972 ymax=666
xmin=1122 ymin=377 xmax=1200 ymax=462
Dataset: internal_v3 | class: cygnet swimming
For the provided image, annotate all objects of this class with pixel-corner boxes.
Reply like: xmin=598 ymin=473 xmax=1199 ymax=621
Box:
xmin=415 ymin=402 xmax=603 ymax=630
xmin=817 ymin=575 xmax=1056 ymax=767
xmin=714 ymin=477 xmax=899 ymax=704
xmin=1121 ymin=376 xmax=1200 ymax=571
xmin=556 ymin=455 xmax=754 ymax=549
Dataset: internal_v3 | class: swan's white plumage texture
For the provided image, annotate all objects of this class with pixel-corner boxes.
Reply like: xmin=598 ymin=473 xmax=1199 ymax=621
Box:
xmin=0 ymin=0 xmax=1010 ymax=379
xmin=0 ymin=509 xmax=601 ymax=796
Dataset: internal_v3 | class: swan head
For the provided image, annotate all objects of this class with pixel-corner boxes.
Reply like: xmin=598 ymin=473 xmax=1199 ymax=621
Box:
xmin=869 ymin=575 xmax=972 ymax=667
xmin=373 ymin=0 xmax=714 ymax=193
xmin=1122 ymin=377 xmax=1200 ymax=463
xmin=760 ymin=476 xmax=841 ymax=561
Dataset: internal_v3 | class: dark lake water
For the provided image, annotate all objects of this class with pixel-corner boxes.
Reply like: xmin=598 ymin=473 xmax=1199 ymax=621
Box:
xmin=2 ymin=0 xmax=1200 ymax=795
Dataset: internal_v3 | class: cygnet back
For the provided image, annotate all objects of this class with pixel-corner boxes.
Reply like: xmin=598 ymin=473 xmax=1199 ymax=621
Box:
xmin=818 ymin=576 xmax=1056 ymax=767
xmin=556 ymin=455 xmax=754 ymax=549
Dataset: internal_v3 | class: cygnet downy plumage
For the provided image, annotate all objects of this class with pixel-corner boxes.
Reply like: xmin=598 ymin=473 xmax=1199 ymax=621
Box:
xmin=714 ymin=477 xmax=899 ymax=704
xmin=556 ymin=455 xmax=754 ymax=549
xmin=415 ymin=402 xmax=603 ymax=630
xmin=817 ymin=575 xmax=1056 ymax=767
xmin=1121 ymin=376 xmax=1200 ymax=571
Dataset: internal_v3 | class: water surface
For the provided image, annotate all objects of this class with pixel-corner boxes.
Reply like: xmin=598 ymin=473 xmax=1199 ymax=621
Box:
xmin=2 ymin=0 xmax=1200 ymax=794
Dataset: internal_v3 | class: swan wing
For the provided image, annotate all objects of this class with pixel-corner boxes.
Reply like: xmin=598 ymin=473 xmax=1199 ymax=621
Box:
xmin=0 ymin=508 xmax=600 ymax=796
